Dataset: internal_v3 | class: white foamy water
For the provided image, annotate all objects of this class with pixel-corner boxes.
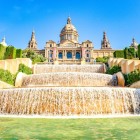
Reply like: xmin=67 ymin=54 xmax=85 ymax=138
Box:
xmin=34 ymin=64 xmax=105 ymax=74
xmin=0 ymin=87 xmax=140 ymax=116
xmin=21 ymin=72 xmax=117 ymax=87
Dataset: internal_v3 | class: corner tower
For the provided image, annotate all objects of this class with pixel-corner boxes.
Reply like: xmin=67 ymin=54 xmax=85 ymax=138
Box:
xmin=27 ymin=30 xmax=37 ymax=50
xmin=101 ymin=32 xmax=111 ymax=49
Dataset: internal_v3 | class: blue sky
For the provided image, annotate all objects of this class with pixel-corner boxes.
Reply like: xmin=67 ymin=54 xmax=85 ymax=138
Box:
xmin=0 ymin=0 xmax=140 ymax=50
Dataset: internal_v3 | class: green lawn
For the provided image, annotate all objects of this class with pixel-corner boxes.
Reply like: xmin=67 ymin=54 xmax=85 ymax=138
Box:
xmin=0 ymin=117 xmax=140 ymax=140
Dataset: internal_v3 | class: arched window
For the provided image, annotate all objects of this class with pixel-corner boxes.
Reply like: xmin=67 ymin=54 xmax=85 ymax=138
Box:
xmin=58 ymin=52 xmax=63 ymax=59
xmin=87 ymin=54 xmax=89 ymax=58
xmin=86 ymin=50 xmax=90 ymax=52
xmin=50 ymin=44 xmax=52 ymax=47
xmin=87 ymin=44 xmax=89 ymax=47
xmin=76 ymin=52 xmax=80 ymax=59
xmin=67 ymin=52 xmax=72 ymax=59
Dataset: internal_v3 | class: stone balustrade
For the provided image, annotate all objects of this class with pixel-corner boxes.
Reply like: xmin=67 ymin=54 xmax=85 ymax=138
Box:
xmin=108 ymin=58 xmax=140 ymax=74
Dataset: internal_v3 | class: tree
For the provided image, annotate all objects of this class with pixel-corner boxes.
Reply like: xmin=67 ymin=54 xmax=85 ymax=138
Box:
xmin=138 ymin=44 xmax=140 ymax=60
xmin=124 ymin=47 xmax=128 ymax=59
xmin=22 ymin=49 xmax=46 ymax=64
xmin=0 ymin=44 xmax=6 ymax=60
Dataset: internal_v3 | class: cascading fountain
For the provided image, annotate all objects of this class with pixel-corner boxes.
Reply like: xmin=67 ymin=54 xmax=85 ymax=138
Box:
xmin=0 ymin=87 xmax=140 ymax=115
xmin=33 ymin=64 xmax=106 ymax=74
xmin=0 ymin=64 xmax=140 ymax=116
xmin=21 ymin=72 xmax=117 ymax=87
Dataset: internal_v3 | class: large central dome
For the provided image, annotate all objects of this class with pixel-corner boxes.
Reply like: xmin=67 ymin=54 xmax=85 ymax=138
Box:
xmin=60 ymin=17 xmax=79 ymax=43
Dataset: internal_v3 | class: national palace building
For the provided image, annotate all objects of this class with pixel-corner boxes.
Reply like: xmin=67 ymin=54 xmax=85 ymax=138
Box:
xmin=26 ymin=17 xmax=138 ymax=64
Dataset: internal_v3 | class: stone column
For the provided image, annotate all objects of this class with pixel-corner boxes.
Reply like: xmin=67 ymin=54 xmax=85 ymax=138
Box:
xmin=53 ymin=47 xmax=56 ymax=60
xmin=82 ymin=48 xmax=85 ymax=59
xmin=65 ymin=50 xmax=67 ymax=59
xmin=63 ymin=50 xmax=64 ymax=60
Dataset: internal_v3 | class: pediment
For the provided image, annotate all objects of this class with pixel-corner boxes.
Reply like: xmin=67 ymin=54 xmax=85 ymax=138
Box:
xmin=60 ymin=40 xmax=76 ymax=47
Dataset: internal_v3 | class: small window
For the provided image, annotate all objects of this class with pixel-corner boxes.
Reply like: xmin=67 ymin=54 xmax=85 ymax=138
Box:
xmin=50 ymin=44 xmax=52 ymax=47
xmin=87 ymin=54 xmax=89 ymax=57
xmin=87 ymin=44 xmax=89 ymax=47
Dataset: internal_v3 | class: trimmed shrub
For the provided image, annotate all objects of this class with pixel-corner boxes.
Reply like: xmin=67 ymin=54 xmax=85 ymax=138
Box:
xmin=106 ymin=65 xmax=121 ymax=75
xmin=135 ymin=51 xmax=138 ymax=58
xmin=124 ymin=47 xmax=135 ymax=59
xmin=4 ymin=46 xmax=16 ymax=59
xmin=113 ymin=50 xmax=124 ymax=58
xmin=0 ymin=44 xmax=6 ymax=60
xmin=124 ymin=47 xmax=128 ymax=59
xmin=16 ymin=49 xmax=22 ymax=58
xmin=128 ymin=47 xmax=135 ymax=59
xmin=0 ymin=69 xmax=15 ymax=85
xmin=18 ymin=63 xmax=32 ymax=75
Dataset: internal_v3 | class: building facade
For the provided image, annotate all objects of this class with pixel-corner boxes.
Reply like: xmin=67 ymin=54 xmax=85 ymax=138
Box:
xmin=27 ymin=17 xmax=115 ymax=64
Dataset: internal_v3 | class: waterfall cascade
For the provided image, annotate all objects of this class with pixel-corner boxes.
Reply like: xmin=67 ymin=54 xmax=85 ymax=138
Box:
xmin=0 ymin=64 xmax=140 ymax=116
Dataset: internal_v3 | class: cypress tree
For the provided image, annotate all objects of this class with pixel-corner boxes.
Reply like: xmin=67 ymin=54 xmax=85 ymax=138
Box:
xmin=138 ymin=44 xmax=140 ymax=60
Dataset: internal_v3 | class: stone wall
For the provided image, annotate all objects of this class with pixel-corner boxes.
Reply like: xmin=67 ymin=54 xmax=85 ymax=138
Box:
xmin=108 ymin=58 xmax=140 ymax=74
xmin=0 ymin=58 xmax=32 ymax=74
xmin=0 ymin=80 xmax=14 ymax=89
xmin=92 ymin=50 xmax=115 ymax=59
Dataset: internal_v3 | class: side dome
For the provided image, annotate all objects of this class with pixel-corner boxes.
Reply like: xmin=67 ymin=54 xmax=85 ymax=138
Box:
xmin=60 ymin=17 xmax=79 ymax=43
xmin=0 ymin=37 xmax=7 ymax=46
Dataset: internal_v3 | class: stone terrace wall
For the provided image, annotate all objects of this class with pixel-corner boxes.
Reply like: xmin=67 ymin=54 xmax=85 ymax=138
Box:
xmin=0 ymin=58 xmax=32 ymax=74
xmin=108 ymin=58 xmax=140 ymax=74
xmin=0 ymin=80 xmax=14 ymax=89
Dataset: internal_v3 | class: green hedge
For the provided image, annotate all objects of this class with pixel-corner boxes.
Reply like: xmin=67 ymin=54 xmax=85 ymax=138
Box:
xmin=106 ymin=65 xmax=121 ymax=75
xmin=16 ymin=49 xmax=22 ymax=58
xmin=4 ymin=46 xmax=16 ymax=59
xmin=0 ymin=69 xmax=15 ymax=85
xmin=18 ymin=63 xmax=33 ymax=75
xmin=113 ymin=50 xmax=124 ymax=58
xmin=114 ymin=47 xmax=136 ymax=59
xmin=124 ymin=47 xmax=135 ymax=59
xmin=0 ymin=44 xmax=6 ymax=60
